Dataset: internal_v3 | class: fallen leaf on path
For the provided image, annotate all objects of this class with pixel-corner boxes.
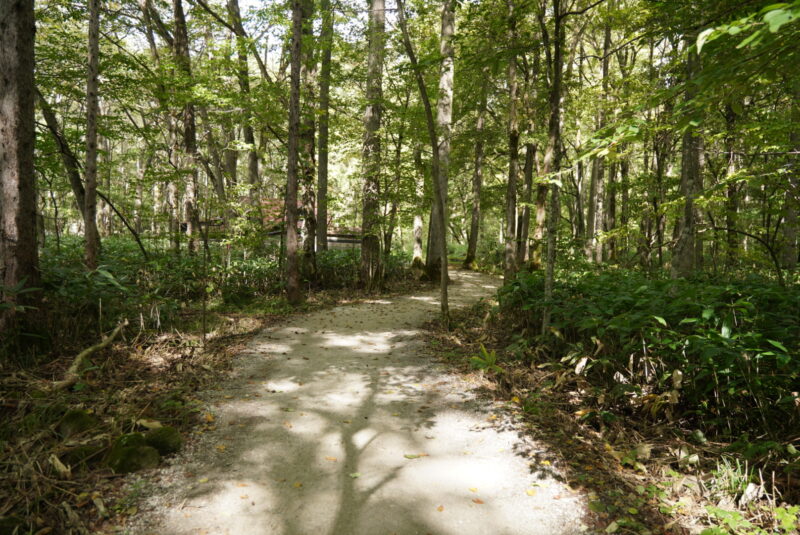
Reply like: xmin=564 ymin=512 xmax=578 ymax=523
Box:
xmin=526 ymin=489 xmax=537 ymax=496
xmin=198 ymin=478 xmax=209 ymax=483
xmin=237 ymin=483 xmax=249 ymax=487
xmin=283 ymin=421 xmax=293 ymax=429
xmin=325 ymin=456 xmax=338 ymax=462
xmin=240 ymin=495 xmax=249 ymax=499
xmin=472 ymin=498 xmax=484 ymax=504
xmin=469 ymin=487 xmax=478 ymax=493
xmin=437 ymin=505 xmax=444 ymax=512
xmin=349 ymin=472 xmax=361 ymax=479
xmin=204 ymin=413 xmax=215 ymax=423
xmin=404 ymin=453 xmax=429 ymax=459
xmin=341 ymin=420 xmax=352 ymax=424
xmin=293 ymin=482 xmax=303 ymax=488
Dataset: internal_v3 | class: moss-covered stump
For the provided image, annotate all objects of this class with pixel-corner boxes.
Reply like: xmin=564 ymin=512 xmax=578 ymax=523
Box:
xmin=144 ymin=426 xmax=182 ymax=455
xmin=58 ymin=409 xmax=99 ymax=438
xmin=106 ymin=433 xmax=161 ymax=473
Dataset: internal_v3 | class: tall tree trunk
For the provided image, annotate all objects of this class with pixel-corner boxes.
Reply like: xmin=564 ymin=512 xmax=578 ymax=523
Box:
xmin=360 ymin=0 xmax=385 ymax=290
xmin=619 ymin=154 xmax=629 ymax=256
xmin=672 ymin=43 xmax=702 ymax=278
xmin=540 ymin=0 xmax=564 ymax=334
xmin=300 ymin=0 xmax=317 ymax=277
xmin=605 ymin=161 xmax=617 ymax=261
xmin=504 ymin=0 xmax=520 ymax=280
xmin=585 ymin=18 xmax=611 ymax=264
xmin=435 ymin=0 xmax=454 ymax=303
xmin=285 ymin=0 xmax=304 ymax=304
xmin=463 ymin=77 xmax=487 ymax=269
xmin=397 ymin=0 xmax=449 ymax=323
xmin=173 ymin=0 xmax=200 ymax=254
xmin=412 ymin=146 xmax=425 ymax=270
xmin=84 ymin=0 xmax=101 ymax=269
xmin=227 ymin=0 xmax=260 ymax=191
xmin=223 ymin=123 xmax=238 ymax=187
xmin=531 ymin=178 xmax=548 ymax=270
xmin=316 ymin=0 xmax=333 ymax=252
xmin=0 ymin=0 xmax=40 ymax=331
xmin=517 ymin=143 xmax=534 ymax=265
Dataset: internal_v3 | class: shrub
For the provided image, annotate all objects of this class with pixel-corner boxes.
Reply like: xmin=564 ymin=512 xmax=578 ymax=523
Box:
xmin=498 ymin=269 xmax=800 ymax=439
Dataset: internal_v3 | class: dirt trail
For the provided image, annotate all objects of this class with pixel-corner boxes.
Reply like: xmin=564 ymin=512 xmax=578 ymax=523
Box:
xmin=127 ymin=270 xmax=588 ymax=535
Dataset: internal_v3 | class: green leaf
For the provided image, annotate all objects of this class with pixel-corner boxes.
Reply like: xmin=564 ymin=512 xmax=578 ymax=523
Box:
xmin=653 ymin=316 xmax=668 ymax=327
xmin=767 ymin=339 xmax=788 ymax=352
xmin=763 ymin=8 xmax=797 ymax=32
xmin=696 ymin=28 xmax=716 ymax=52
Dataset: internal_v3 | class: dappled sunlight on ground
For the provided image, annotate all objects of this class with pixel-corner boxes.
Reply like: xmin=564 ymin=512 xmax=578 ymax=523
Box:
xmin=127 ymin=271 xmax=587 ymax=535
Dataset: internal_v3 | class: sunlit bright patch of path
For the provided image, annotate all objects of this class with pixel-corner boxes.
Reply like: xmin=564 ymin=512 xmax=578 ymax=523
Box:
xmin=126 ymin=270 xmax=588 ymax=535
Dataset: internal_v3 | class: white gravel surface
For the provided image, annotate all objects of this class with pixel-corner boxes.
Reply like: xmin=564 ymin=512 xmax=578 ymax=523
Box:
xmin=124 ymin=270 xmax=589 ymax=535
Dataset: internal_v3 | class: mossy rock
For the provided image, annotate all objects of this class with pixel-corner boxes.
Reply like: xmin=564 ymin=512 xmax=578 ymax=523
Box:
xmin=0 ymin=516 xmax=25 ymax=535
xmin=106 ymin=434 xmax=160 ymax=474
xmin=144 ymin=426 xmax=182 ymax=455
xmin=61 ymin=444 xmax=105 ymax=468
xmin=58 ymin=409 xmax=99 ymax=438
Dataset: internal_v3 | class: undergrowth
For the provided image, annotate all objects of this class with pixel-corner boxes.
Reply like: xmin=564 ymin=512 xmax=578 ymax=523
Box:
xmin=427 ymin=291 xmax=800 ymax=534
xmin=0 ymin=237 xmax=415 ymax=534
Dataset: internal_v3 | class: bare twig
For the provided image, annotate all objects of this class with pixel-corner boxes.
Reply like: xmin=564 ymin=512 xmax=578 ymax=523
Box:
xmin=51 ymin=320 xmax=128 ymax=391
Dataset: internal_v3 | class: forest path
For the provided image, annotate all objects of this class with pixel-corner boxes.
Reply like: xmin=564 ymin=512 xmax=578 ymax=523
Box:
xmin=128 ymin=270 xmax=587 ymax=535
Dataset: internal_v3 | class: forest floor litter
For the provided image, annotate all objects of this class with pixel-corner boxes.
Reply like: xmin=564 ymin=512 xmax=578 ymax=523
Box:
xmin=118 ymin=270 xmax=591 ymax=535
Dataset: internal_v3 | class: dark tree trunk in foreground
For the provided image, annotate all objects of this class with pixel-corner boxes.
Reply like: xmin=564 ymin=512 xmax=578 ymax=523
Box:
xmin=84 ymin=0 xmax=101 ymax=269
xmin=285 ymin=0 xmax=304 ymax=305
xmin=0 ymin=0 xmax=40 ymax=330
xmin=360 ymin=0 xmax=385 ymax=291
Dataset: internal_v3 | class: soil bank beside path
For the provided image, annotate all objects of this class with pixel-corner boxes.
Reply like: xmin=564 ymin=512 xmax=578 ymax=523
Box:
xmin=125 ymin=270 xmax=588 ymax=535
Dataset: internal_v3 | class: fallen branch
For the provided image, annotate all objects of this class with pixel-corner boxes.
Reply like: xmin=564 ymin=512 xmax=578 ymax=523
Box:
xmin=51 ymin=320 xmax=128 ymax=391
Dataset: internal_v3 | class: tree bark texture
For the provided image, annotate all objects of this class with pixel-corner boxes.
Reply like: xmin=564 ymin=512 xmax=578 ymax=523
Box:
xmin=173 ymin=0 xmax=200 ymax=254
xmin=360 ymin=0 xmax=385 ymax=290
xmin=0 ymin=0 xmax=40 ymax=330
xmin=672 ymin=44 xmax=702 ymax=279
xmin=517 ymin=143 xmax=534 ymax=265
xmin=316 ymin=0 xmax=333 ymax=252
xmin=504 ymin=0 xmax=519 ymax=281
xmin=285 ymin=0 xmax=304 ymax=305
xmin=463 ymin=77 xmax=487 ymax=269
xmin=84 ymin=0 xmax=101 ymax=269
xmin=299 ymin=0 xmax=317 ymax=277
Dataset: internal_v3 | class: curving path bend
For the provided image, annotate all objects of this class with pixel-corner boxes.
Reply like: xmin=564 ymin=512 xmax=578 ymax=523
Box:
xmin=127 ymin=270 xmax=588 ymax=535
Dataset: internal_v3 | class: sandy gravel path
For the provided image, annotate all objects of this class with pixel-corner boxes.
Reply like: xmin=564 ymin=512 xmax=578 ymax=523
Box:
xmin=127 ymin=270 xmax=587 ymax=535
